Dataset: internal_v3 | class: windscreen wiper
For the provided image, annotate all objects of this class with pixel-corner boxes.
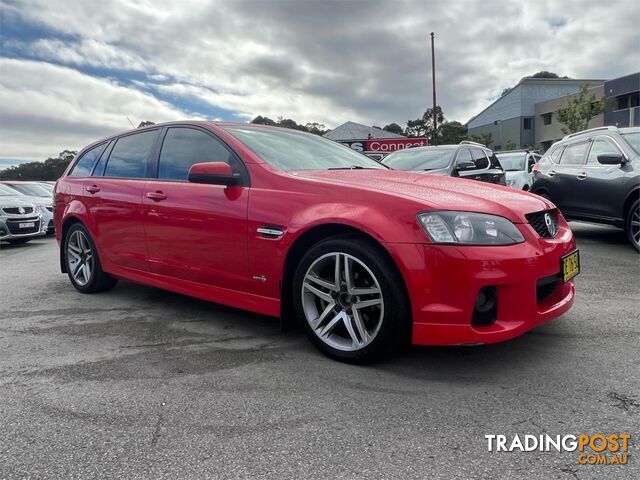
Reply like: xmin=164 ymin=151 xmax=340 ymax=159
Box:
xmin=327 ymin=165 xmax=375 ymax=170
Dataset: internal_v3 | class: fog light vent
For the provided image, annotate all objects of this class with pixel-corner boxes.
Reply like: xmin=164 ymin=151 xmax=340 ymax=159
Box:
xmin=472 ymin=287 xmax=498 ymax=326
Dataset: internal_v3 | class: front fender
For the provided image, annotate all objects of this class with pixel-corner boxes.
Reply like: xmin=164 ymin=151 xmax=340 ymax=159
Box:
xmin=287 ymin=202 xmax=424 ymax=244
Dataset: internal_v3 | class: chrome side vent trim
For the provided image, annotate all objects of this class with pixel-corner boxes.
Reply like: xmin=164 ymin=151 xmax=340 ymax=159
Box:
xmin=257 ymin=227 xmax=284 ymax=238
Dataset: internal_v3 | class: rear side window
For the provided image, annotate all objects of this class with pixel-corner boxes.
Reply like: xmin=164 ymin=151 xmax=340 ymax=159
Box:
xmin=69 ymin=143 xmax=108 ymax=177
xmin=559 ymin=142 xmax=588 ymax=165
xmin=158 ymin=128 xmax=232 ymax=180
xmin=470 ymin=148 xmax=490 ymax=169
xmin=104 ymin=130 xmax=158 ymax=179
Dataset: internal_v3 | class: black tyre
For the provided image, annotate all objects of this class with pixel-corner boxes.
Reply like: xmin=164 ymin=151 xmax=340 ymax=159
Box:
xmin=64 ymin=223 xmax=118 ymax=293
xmin=625 ymin=200 xmax=640 ymax=253
xmin=7 ymin=238 xmax=31 ymax=245
xmin=292 ymin=237 xmax=410 ymax=364
xmin=536 ymin=191 xmax=551 ymax=201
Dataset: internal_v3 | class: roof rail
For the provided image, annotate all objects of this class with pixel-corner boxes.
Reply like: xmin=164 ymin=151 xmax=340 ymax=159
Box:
xmin=562 ymin=126 xmax=618 ymax=140
xmin=459 ymin=140 xmax=486 ymax=147
xmin=495 ymin=149 xmax=540 ymax=154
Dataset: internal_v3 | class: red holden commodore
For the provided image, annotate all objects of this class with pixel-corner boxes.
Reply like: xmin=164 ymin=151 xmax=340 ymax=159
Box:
xmin=54 ymin=121 xmax=579 ymax=363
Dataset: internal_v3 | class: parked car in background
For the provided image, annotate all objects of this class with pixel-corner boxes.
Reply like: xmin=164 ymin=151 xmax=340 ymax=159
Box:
xmin=2 ymin=180 xmax=52 ymax=199
xmin=38 ymin=182 xmax=55 ymax=194
xmin=496 ymin=150 xmax=540 ymax=191
xmin=55 ymin=121 xmax=577 ymax=363
xmin=0 ymin=181 xmax=54 ymax=234
xmin=532 ymin=126 xmax=640 ymax=251
xmin=0 ymin=188 xmax=42 ymax=245
xmin=382 ymin=141 xmax=506 ymax=186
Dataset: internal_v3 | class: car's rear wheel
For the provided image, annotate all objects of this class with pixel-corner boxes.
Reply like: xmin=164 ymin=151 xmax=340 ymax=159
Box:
xmin=64 ymin=223 xmax=118 ymax=293
xmin=293 ymin=237 xmax=410 ymax=363
xmin=626 ymin=200 xmax=640 ymax=253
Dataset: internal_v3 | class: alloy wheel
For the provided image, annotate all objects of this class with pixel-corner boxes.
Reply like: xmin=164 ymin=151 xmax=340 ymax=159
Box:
xmin=301 ymin=252 xmax=384 ymax=351
xmin=67 ymin=230 xmax=94 ymax=286
xmin=631 ymin=204 xmax=640 ymax=248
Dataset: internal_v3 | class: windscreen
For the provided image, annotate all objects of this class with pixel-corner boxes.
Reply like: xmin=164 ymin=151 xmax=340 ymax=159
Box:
xmin=223 ymin=126 xmax=386 ymax=171
xmin=622 ymin=132 xmax=640 ymax=154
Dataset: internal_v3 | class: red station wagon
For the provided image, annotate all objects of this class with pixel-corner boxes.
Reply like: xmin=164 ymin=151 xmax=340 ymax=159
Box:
xmin=55 ymin=121 xmax=579 ymax=363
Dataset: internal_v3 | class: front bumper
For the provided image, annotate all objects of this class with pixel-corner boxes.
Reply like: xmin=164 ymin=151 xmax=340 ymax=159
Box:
xmin=0 ymin=216 xmax=43 ymax=241
xmin=385 ymin=222 xmax=576 ymax=346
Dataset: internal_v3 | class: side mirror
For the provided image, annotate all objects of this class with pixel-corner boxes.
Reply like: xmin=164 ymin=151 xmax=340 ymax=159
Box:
xmin=188 ymin=162 xmax=241 ymax=185
xmin=456 ymin=160 xmax=476 ymax=171
xmin=597 ymin=154 xmax=626 ymax=165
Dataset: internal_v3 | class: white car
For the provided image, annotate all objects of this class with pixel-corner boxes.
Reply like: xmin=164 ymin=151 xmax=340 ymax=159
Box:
xmin=496 ymin=151 xmax=540 ymax=191
xmin=0 ymin=192 xmax=42 ymax=245
xmin=0 ymin=181 xmax=54 ymax=235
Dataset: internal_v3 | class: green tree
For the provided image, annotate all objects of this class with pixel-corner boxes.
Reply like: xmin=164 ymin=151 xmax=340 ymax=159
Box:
xmin=305 ymin=122 xmax=328 ymax=136
xmin=556 ymin=84 xmax=605 ymax=134
xmin=382 ymin=123 xmax=404 ymax=135
xmin=405 ymin=106 xmax=444 ymax=138
xmin=251 ymin=115 xmax=278 ymax=126
xmin=503 ymin=140 xmax=517 ymax=151
xmin=469 ymin=133 xmax=493 ymax=147
xmin=437 ymin=121 xmax=467 ymax=144
xmin=530 ymin=71 xmax=560 ymax=79
xmin=0 ymin=150 xmax=77 ymax=181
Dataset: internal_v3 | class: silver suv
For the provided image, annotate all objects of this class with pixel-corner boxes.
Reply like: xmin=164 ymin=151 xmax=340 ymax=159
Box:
xmin=0 ymin=185 xmax=43 ymax=245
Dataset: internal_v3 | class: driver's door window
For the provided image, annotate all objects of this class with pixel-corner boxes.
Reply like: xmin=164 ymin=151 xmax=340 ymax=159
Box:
xmin=158 ymin=127 xmax=234 ymax=180
xmin=455 ymin=148 xmax=473 ymax=168
xmin=587 ymin=138 xmax=622 ymax=165
xmin=470 ymin=149 xmax=489 ymax=169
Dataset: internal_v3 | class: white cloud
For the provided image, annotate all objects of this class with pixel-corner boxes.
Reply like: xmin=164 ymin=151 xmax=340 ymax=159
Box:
xmin=1 ymin=0 xmax=639 ymax=159
xmin=27 ymin=38 xmax=148 ymax=71
xmin=0 ymin=58 xmax=192 ymax=160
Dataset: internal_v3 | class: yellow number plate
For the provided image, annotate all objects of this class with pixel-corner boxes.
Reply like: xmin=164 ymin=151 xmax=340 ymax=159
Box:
xmin=561 ymin=250 xmax=580 ymax=283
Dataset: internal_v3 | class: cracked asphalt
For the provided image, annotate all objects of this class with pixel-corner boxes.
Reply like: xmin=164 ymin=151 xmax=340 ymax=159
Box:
xmin=1 ymin=222 xmax=638 ymax=479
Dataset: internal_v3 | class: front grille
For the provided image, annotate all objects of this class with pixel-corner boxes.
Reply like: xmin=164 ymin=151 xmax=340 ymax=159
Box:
xmin=536 ymin=275 xmax=560 ymax=302
xmin=526 ymin=210 xmax=558 ymax=238
xmin=2 ymin=206 xmax=34 ymax=215
xmin=5 ymin=217 xmax=41 ymax=234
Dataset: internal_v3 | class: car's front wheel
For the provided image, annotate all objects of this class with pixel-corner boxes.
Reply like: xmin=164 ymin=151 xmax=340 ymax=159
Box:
xmin=626 ymin=200 xmax=640 ymax=253
xmin=64 ymin=223 xmax=118 ymax=293
xmin=293 ymin=237 xmax=410 ymax=363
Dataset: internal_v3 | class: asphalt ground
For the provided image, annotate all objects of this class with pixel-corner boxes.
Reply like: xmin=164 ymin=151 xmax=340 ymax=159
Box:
xmin=1 ymin=222 xmax=639 ymax=479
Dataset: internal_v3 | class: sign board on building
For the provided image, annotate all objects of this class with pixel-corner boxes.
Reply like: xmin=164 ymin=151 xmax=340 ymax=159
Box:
xmin=339 ymin=138 xmax=429 ymax=159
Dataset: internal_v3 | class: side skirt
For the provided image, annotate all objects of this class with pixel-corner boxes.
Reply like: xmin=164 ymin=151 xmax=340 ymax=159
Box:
xmin=104 ymin=263 xmax=281 ymax=318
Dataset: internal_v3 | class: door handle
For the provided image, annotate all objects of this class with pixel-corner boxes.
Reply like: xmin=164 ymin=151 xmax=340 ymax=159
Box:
xmin=547 ymin=170 xmax=556 ymax=177
xmin=146 ymin=191 xmax=167 ymax=201
xmin=576 ymin=171 xmax=587 ymax=180
xmin=85 ymin=185 xmax=100 ymax=194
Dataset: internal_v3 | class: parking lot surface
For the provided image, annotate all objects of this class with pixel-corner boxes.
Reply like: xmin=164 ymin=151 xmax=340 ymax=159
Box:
xmin=1 ymin=223 xmax=639 ymax=479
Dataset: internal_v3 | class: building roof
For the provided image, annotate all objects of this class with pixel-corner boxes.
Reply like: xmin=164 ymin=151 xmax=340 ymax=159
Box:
xmin=323 ymin=121 xmax=405 ymax=141
xmin=467 ymin=77 xmax=605 ymax=128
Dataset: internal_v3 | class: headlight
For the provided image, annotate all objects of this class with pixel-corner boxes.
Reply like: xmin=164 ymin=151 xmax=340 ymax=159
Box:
xmin=37 ymin=205 xmax=48 ymax=215
xmin=417 ymin=211 xmax=525 ymax=245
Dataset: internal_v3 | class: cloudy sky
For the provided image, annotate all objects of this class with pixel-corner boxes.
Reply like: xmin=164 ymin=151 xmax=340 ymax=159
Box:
xmin=1 ymin=0 xmax=638 ymax=164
